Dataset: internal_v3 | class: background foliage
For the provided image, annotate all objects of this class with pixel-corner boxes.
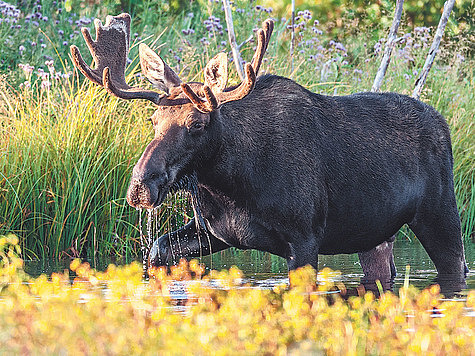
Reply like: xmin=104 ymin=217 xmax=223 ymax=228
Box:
xmin=1 ymin=0 xmax=474 ymax=259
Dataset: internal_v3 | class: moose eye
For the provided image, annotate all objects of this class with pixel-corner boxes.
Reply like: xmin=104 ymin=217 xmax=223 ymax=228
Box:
xmin=188 ymin=121 xmax=206 ymax=134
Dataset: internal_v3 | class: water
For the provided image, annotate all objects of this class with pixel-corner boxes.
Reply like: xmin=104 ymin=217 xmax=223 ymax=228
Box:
xmin=137 ymin=207 xmax=146 ymax=265
xmin=24 ymin=239 xmax=475 ymax=293
xmin=199 ymin=239 xmax=475 ymax=293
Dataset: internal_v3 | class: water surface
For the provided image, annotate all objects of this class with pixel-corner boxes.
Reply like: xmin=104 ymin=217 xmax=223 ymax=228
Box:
xmin=24 ymin=239 xmax=475 ymax=293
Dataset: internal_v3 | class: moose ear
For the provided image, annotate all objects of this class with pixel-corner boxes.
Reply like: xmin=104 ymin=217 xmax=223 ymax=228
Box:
xmin=204 ymin=52 xmax=228 ymax=94
xmin=139 ymin=43 xmax=182 ymax=94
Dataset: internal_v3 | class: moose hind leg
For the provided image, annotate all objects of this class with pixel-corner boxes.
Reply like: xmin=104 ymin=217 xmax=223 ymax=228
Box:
xmin=358 ymin=237 xmax=396 ymax=291
xmin=408 ymin=204 xmax=467 ymax=293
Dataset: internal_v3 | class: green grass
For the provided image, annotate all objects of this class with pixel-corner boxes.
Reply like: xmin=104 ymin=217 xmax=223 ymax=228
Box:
xmin=0 ymin=0 xmax=473 ymax=259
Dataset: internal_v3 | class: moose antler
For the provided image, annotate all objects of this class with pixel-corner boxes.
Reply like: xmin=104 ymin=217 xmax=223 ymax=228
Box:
xmin=70 ymin=13 xmax=162 ymax=105
xmin=251 ymin=19 xmax=274 ymax=76
xmin=182 ymin=19 xmax=274 ymax=113
xmin=181 ymin=83 xmax=219 ymax=113
xmin=182 ymin=63 xmax=256 ymax=113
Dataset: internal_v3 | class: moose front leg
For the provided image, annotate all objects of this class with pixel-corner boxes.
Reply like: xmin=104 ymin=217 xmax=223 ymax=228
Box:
xmin=148 ymin=218 xmax=231 ymax=267
xmin=286 ymin=231 xmax=321 ymax=271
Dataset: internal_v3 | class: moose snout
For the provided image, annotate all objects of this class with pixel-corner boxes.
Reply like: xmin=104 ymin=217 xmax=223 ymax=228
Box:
xmin=126 ymin=171 xmax=168 ymax=209
xmin=126 ymin=178 xmax=151 ymax=208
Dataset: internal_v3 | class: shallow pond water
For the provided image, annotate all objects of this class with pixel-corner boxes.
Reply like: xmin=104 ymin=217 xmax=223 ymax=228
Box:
xmin=24 ymin=239 xmax=475 ymax=293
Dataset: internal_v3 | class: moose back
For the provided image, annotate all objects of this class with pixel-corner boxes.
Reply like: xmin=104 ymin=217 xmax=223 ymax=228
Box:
xmin=71 ymin=14 xmax=467 ymax=290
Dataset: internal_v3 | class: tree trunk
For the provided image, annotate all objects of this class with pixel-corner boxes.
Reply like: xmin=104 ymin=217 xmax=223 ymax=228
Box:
xmin=222 ymin=0 xmax=245 ymax=81
xmin=290 ymin=0 xmax=296 ymax=74
xmin=413 ymin=0 xmax=455 ymax=99
xmin=371 ymin=0 xmax=404 ymax=92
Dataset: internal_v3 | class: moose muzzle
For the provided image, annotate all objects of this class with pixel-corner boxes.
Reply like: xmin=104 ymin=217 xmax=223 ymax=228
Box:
xmin=126 ymin=171 xmax=169 ymax=209
xmin=126 ymin=178 xmax=153 ymax=209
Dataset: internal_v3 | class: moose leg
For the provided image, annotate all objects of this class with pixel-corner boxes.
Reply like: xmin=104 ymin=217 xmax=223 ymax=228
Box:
xmin=358 ymin=236 xmax=396 ymax=292
xmin=286 ymin=232 xmax=320 ymax=271
xmin=148 ymin=218 xmax=231 ymax=267
xmin=408 ymin=204 xmax=467 ymax=295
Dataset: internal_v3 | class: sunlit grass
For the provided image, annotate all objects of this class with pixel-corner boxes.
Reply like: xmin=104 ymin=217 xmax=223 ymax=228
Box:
xmin=1 ymin=70 xmax=162 ymax=259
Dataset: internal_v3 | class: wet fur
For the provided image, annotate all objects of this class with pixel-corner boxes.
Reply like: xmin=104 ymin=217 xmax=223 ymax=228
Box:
xmin=150 ymin=75 xmax=467 ymax=290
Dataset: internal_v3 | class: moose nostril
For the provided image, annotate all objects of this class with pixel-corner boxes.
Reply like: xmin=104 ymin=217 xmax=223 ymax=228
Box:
xmin=127 ymin=179 xmax=150 ymax=208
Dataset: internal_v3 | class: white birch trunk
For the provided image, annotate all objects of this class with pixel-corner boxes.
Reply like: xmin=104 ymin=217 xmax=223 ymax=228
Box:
xmin=413 ymin=0 xmax=455 ymax=99
xmin=290 ymin=0 xmax=295 ymax=74
xmin=371 ymin=0 xmax=404 ymax=92
xmin=222 ymin=0 xmax=245 ymax=81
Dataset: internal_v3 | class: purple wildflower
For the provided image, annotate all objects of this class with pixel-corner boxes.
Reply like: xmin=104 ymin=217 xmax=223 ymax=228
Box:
xmin=335 ymin=42 xmax=346 ymax=52
xmin=19 ymin=81 xmax=31 ymax=89
xmin=18 ymin=63 xmax=34 ymax=76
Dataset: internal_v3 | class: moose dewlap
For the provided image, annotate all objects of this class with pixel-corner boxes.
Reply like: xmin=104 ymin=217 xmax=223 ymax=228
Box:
xmin=71 ymin=13 xmax=467 ymax=293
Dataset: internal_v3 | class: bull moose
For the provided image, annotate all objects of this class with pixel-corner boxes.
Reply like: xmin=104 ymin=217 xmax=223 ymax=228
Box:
xmin=71 ymin=13 xmax=468 ymax=291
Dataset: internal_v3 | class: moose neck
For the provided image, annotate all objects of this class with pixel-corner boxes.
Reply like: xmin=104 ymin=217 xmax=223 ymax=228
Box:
xmin=194 ymin=80 xmax=281 ymax=202
xmin=193 ymin=74 xmax=327 ymax=206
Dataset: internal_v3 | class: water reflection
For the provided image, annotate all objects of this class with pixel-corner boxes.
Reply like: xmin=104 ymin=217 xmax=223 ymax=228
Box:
xmin=24 ymin=239 xmax=475 ymax=294
xmin=196 ymin=238 xmax=475 ymax=294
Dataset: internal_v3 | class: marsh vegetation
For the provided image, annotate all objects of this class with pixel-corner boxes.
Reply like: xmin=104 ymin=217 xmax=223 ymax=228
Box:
xmin=1 ymin=0 xmax=474 ymax=352
xmin=1 ymin=0 xmax=473 ymax=261
xmin=0 ymin=235 xmax=474 ymax=354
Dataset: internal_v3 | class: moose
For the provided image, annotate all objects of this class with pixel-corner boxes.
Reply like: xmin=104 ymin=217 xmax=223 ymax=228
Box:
xmin=71 ymin=13 xmax=468 ymax=292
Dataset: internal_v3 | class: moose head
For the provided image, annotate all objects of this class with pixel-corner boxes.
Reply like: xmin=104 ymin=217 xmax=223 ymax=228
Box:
xmin=70 ymin=13 xmax=273 ymax=209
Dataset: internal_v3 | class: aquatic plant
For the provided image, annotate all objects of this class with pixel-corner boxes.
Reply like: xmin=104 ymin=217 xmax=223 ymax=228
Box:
xmin=0 ymin=236 xmax=474 ymax=354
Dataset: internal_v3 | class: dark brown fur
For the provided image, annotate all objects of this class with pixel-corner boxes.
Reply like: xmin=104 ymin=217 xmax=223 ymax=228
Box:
xmin=140 ymin=75 xmax=467 ymax=293
xmin=71 ymin=14 xmax=467 ymax=293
